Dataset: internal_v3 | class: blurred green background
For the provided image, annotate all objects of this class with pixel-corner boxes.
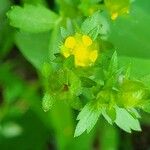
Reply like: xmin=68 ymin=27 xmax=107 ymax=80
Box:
xmin=0 ymin=0 xmax=150 ymax=150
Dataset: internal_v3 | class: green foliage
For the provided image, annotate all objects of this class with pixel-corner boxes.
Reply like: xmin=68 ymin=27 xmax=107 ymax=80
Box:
xmin=7 ymin=4 xmax=59 ymax=33
xmin=139 ymin=100 xmax=150 ymax=113
xmin=115 ymin=107 xmax=141 ymax=133
xmin=74 ymin=101 xmax=102 ymax=137
xmin=81 ymin=11 xmax=109 ymax=40
xmin=15 ymin=32 xmax=50 ymax=70
xmin=109 ymin=0 xmax=150 ymax=58
xmin=42 ymin=93 xmax=54 ymax=112
xmin=104 ymin=0 xmax=130 ymax=19
xmin=0 ymin=0 xmax=150 ymax=149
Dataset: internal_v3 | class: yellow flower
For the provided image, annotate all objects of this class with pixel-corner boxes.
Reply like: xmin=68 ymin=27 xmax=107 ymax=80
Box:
xmin=61 ymin=34 xmax=99 ymax=67
xmin=64 ymin=36 xmax=76 ymax=49
xmin=82 ymin=35 xmax=92 ymax=47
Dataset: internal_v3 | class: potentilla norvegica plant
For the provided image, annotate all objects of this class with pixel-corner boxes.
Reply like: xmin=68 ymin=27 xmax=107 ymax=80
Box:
xmin=7 ymin=0 xmax=150 ymax=137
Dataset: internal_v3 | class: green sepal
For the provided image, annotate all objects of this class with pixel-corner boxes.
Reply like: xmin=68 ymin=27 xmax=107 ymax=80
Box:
xmin=80 ymin=77 xmax=97 ymax=88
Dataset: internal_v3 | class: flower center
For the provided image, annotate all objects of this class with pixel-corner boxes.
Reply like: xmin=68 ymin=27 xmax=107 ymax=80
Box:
xmin=61 ymin=34 xmax=99 ymax=67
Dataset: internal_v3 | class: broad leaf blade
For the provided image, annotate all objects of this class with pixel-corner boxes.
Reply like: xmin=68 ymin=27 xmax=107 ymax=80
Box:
xmin=15 ymin=32 xmax=50 ymax=70
xmin=115 ymin=107 xmax=141 ymax=133
xmin=74 ymin=102 xmax=102 ymax=137
xmin=7 ymin=4 xmax=59 ymax=33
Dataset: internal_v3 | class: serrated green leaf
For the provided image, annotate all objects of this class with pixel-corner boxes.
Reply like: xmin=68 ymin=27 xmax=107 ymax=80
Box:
xmin=115 ymin=107 xmax=141 ymax=133
xmin=74 ymin=102 xmax=102 ymax=137
xmin=88 ymin=26 xmax=100 ymax=41
xmin=42 ymin=93 xmax=54 ymax=112
xmin=108 ymin=51 xmax=118 ymax=75
xmin=7 ymin=4 xmax=59 ymax=33
xmin=60 ymin=19 xmax=74 ymax=39
xmin=81 ymin=11 xmax=109 ymax=39
xmin=104 ymin=51 xmax=119 ymax=88
xmin=127 ymin=108 xmax=141 ymax=119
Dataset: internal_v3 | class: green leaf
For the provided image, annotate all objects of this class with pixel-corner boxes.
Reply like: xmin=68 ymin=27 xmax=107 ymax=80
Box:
xmin=0 ymin=22 xmax=14 ymax=59
xmin=60 ymin=19 xmax=74 ymax=39
xmin=102 ymin=106 xmax=116 ymax=125
xmin=106 ymin=107 xmax=116 ymax=122
xmin=102 ymin=109 xmax=113 ymax=125
xmin=61 ymin=27 xmax=70 ymax=39
xmin=63 ymin=55 xmax=75 ymax=69
xmin=104 ymin=51 xmax=119 ymax=88
xmin=1 ymin=122 xmax=23 ymax=138
xmin=127 ymin=108 xmax=141 ymax=119
xmin=140 ymin=100 xmax=150 ymax=113
xmin=22 ymin=0 xmax=47 ymax=5
xmin=69 ymin=97 xmax=82 ymax=110
xmin=109 ymin=0 xmax=150 ymax=59
xmin=119 ymin=56 xmax=150 ymax=78
xmin=68 ymin=70 xmax=82 ymax=96
xmin=53 ymin=53 xmax=64 ymax=63
xmin=42 ymin=93 xmax=54 ymax=112
xmin=88 ymin=26 xmax=101 ymax=41
xmin=80 ymin=77 xmax=97 ymax=88
xmin=49 ymin=25 xmax=62 ymax=61
xmin=115 ymin=107 xmax=141 ymax=133
xmin=141 ymin=74 xmax=150 ymax=89
xmin=15 ymin=32 xmax=50 ymax=70
xmin=7 ymin=4 xmax=59 ymax=33
xmin=55 ymin=0 xmax=79 ymax=18
xmin=81 ymin=11 xmax=109 ymax=39
xmin=108 ymin=51 xmax=118 ymax=75
xmin=0 ymin=0 xmax=14 ymax=59
xmin=74 ymin=102 xmax=102 ymax=137
xmin=42 ymin=62 xmax=53 ymax=78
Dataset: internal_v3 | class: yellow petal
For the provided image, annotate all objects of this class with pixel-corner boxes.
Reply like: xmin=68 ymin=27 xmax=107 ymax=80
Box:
xmin=74 ymin=46 xmax=89 ymax=67
xmin=65 ymin=36 xmax=76 ymax=49
xmin=82 ymin=35 xmax=93 ymax=47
